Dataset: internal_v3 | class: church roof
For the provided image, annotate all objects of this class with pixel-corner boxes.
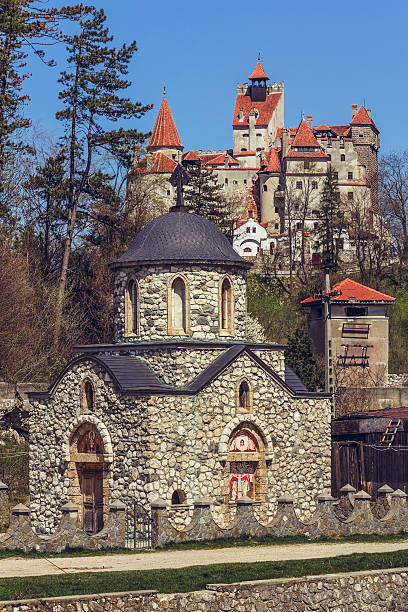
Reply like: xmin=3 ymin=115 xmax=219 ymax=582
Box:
xmin=350 ymin=105 xmax=379 ymax=133
xmin=301 ymin=278 xmax=395 ymax=305
xmin=147 ymin=96 xmax=183 ymax=150
xmin=249 ymin=60 xmax=269 ymax=80
xmin=113 ymin=210 xmax=250 ymax=268
xmin=233 ymin=92 xmax=281 ymax=127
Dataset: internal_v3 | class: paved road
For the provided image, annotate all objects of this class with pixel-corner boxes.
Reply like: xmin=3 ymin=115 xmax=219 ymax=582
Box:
xmin=1 ymin=540 xmax=408 ymax=578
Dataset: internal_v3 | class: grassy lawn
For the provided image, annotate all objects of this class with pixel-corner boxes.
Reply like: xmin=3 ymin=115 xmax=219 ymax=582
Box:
xmin=0 ymin=531 xmax=407 ymax=560
xmin=1 ymin=549 xmax=408 ymax=601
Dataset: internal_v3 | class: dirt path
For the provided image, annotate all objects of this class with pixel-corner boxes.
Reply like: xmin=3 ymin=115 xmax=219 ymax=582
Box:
xmin=1 ymin=539 xmax=408 ymax=578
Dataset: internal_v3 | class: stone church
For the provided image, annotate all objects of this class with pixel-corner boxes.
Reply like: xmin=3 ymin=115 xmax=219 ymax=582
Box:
xmin=28 ymin=196 xmax=331 ymax=535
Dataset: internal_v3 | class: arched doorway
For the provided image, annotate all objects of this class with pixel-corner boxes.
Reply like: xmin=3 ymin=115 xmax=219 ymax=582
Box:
xmin=225 ymin=424 xmax=267 ymax=508
xmin=68 ymin=424 xmax=108 ymax=533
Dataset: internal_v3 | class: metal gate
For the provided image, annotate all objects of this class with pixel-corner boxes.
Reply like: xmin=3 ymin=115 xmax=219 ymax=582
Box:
xmin=126 ymin=502 xmax=152 ymax=549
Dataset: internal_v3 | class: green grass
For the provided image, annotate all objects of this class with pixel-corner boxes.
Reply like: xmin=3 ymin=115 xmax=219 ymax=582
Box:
xmin=2 ymin=550 xmax=408 ymax=601
xmin=0 ymin=531 xmax=407 ymax=560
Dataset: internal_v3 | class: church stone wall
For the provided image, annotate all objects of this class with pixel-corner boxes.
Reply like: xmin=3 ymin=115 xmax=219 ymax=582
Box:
xmin=29 ymin=349 xmax=330 ymax=532
xmin=113 ymin=264 xmax=247 ymax=343
xmin=29 ymin=360 xmax=151 ymax=533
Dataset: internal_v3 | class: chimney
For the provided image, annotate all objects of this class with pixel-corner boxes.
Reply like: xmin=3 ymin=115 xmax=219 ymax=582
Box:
xmin=239 ymin=107 xmax=244 ymax=122
xmin=224 ymin=153 xmax=229 ymax=168
xmin=282 ymin=126 xmax=290 ymax=157
xmin=367 ymin=108 xmax=371 ymax=118
xmin=306 ymin=114 xmax=313 ymax=129
xmin=351 ymin=104 xmax=357 ymax=118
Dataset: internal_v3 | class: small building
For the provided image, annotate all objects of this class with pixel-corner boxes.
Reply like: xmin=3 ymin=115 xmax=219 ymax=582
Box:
xmin=233 ymin=218 xmax=268 ymax=256
xmin=301 ymin=278 xmax=395 ymax=386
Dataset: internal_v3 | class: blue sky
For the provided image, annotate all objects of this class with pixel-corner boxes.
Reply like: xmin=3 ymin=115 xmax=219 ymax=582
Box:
xmin=28 ymin=0 xmax=407 ymax=155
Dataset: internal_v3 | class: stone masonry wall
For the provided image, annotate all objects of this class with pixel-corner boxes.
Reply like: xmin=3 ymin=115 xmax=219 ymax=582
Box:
xmin=3 ymin=567 xmax=408 ymax=611
xmin=113 ymin=264 xmax=247 ymax=343
xmin=29 ymin=360 xmax=151 ymax=533
xmin=143 ymin=351 xmax=331 ymax=519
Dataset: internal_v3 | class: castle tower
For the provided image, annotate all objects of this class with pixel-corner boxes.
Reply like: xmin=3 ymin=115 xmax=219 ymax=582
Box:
xmin=147 ymin=94 xmax=184 ymax=163
xmin=233 ymin=59 xmax=284 ymax=156
xmin=349 ymin=105 xmax=380 ymax=209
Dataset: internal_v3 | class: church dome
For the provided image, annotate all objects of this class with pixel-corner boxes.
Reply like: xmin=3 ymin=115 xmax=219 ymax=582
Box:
xmin=113 ymin=210 xmax=251 ymax=268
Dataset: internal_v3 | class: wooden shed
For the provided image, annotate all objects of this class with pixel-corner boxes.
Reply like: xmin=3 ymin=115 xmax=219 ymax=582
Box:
xmin=332 ymin=406 xmax=408 ymax=498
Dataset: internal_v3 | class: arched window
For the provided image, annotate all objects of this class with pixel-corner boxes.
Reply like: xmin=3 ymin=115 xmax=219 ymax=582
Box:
xmin=81 ymin=379 xmax=95 ymax=413
xmin=238 ymin=380 xmax=251 ymax=410
xmin=125 ymin=279 xmax=139 ymax=335
xmin=171 ymin=489 xmax=187 ymax=505
xmin=220 ymin=277 xmax=233 ymax=334
xmin=169 ymin=277 xmax=188 ymax=334
xmin=263 ymin=184 xmax=267 ymax=192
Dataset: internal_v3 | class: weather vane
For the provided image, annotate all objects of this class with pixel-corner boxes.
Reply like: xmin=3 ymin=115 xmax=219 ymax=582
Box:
xmin=163 ymin=84 xmax=166 ymax=97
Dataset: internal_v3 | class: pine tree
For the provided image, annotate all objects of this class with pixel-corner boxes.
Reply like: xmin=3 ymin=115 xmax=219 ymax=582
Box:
xmin=315 ymin=167 xmax=343 ymax=270
xmin=55 ymin=5 xmax=151 ymax=331
xmin=183 ymin=162 xmax=232 ymax=239
xmin=285 ymin=327 xmax=321 ymax=391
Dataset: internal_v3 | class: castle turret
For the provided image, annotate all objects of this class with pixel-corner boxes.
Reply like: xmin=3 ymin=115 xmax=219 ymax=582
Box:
xmin=349 ymin=105 xmax=380 ymax=209
xmin=147 ymin=94 xmax=184 ymax=163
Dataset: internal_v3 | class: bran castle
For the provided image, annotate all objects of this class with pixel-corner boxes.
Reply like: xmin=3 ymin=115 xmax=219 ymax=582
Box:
xmin=128 ymin=59 xmax=380 ymax=264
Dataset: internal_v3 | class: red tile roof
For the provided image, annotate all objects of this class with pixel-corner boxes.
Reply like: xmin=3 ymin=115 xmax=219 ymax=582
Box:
xmin=330 ymin=125 xmax=351 ymax=137
xmin=286 ymin=149 xmax=329 ymax=159
xmin=249 ymin=60 xmax=269 ymax=80
xmin=205 ymin=152 xmax=239 ymax=166
xmin=361 ymin=406 xmax=408 ymax=419
xmin=233 ymin=93 xmax=281 ymax=127
xmin=301 ymin=278 xmax=395 ymax=305
xmin=148 ymin=96 xmax=183 ymax=150
xmin=350 ymin=105 xmax=379 ymax=133
xmin=183 ymin=150 xmax=198 ymax=161
xmin=149 ymin=151 xmax=178 ymax=173
xmin=292 ymin=119 xmax=321 ymax=148
xmin=260 ymin=148 xmax=281 ymax=173
xmin=234 ymin=151 xmax=258 ymax=156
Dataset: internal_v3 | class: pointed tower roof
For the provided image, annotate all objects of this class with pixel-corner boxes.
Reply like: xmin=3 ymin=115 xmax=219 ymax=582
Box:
xmin=147 ymin=96 xmax=183 ymax=150
xmin=350 ymin=105 xmax=379 ymax=133
xmin=292 ymin=119 xmax=320 ymax=147
xmin=249 ymin=60 xmax=269 ymax=81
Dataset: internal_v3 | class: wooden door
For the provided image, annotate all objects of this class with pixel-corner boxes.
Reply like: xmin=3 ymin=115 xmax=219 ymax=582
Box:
xmin=81 ymin=466 xmax=103 ymax=533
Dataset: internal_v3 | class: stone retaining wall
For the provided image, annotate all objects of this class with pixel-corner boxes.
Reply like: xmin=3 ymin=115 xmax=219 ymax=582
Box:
xmin=2 ymin=567 xmax=408 ymax=610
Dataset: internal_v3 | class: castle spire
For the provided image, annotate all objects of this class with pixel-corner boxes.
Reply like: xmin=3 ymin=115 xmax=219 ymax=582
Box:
xmin=248 ymin=58 xmax=269 ymax=82
xmin=147 ymin=94 xmax=183 ymax=151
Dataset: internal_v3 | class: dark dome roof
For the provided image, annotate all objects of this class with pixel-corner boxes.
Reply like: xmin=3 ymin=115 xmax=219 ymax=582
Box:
xmin=113 ymin=210 xmax=250 ymax=268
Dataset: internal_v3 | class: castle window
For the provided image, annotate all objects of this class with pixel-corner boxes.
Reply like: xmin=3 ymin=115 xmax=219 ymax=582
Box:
xmin=244 ymin=247 xmax=251 ymax=253
xmin=238 ymin=380 xmax=251 ymax=411
xmin=296 ymin=181 xmax=302 ymax=189
xmin=225 ymin=178 xmax=228 ymax=185
xmin=241 ymin=148 xmax=247 ymax=152
xmin=171 ymin=489 xmax=187 ymax=505
xmin=263 ymin=185 xmax=267 ymax=192
xmin=348 ymin=172 xmax=353 ymax=180
xmin=243 ymin=179 xmax=247 ymax=184
xmin=233 ymin=180 xmax=238 ymax=185
xmin=333 ymin=172 xmax=339 ymax=179
xmin=220 ymin=277 xmax=233 ymax=334
xmin=252 ymin=227 xmax=256 ymax=233
xmin=172 ymin=154 xmax=176 ymax=160
xmin=169 ymin=277 xmax=188 ymax=335
xmin=125 ymin=279 xmax=139 ymax=336
xmin=327 ymin=154 xmax=331 ymax=160
xmin=246 ymin=227 xmax=251 ymax=233
xmin=348 ymin=192 xmax=354 ymax=200
xmin=274 ymin=207 xmax=279 ymax=213
xmin=274 ymin=223 xmax=279 ymax=229
xmin=341 ymin=154 xmax=346 ymax=161
xmin=167 ymin=190 xmax=171 ymax=195
xmin=312 ymin=181 xmax=318 ymax=189
xmin=81 ymin=379 xmax=95 ymax=413
xmin=304 ymin=160 xmax=310 ymax=169
xmin=256 ymin=133 xmax=262 ymax=137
